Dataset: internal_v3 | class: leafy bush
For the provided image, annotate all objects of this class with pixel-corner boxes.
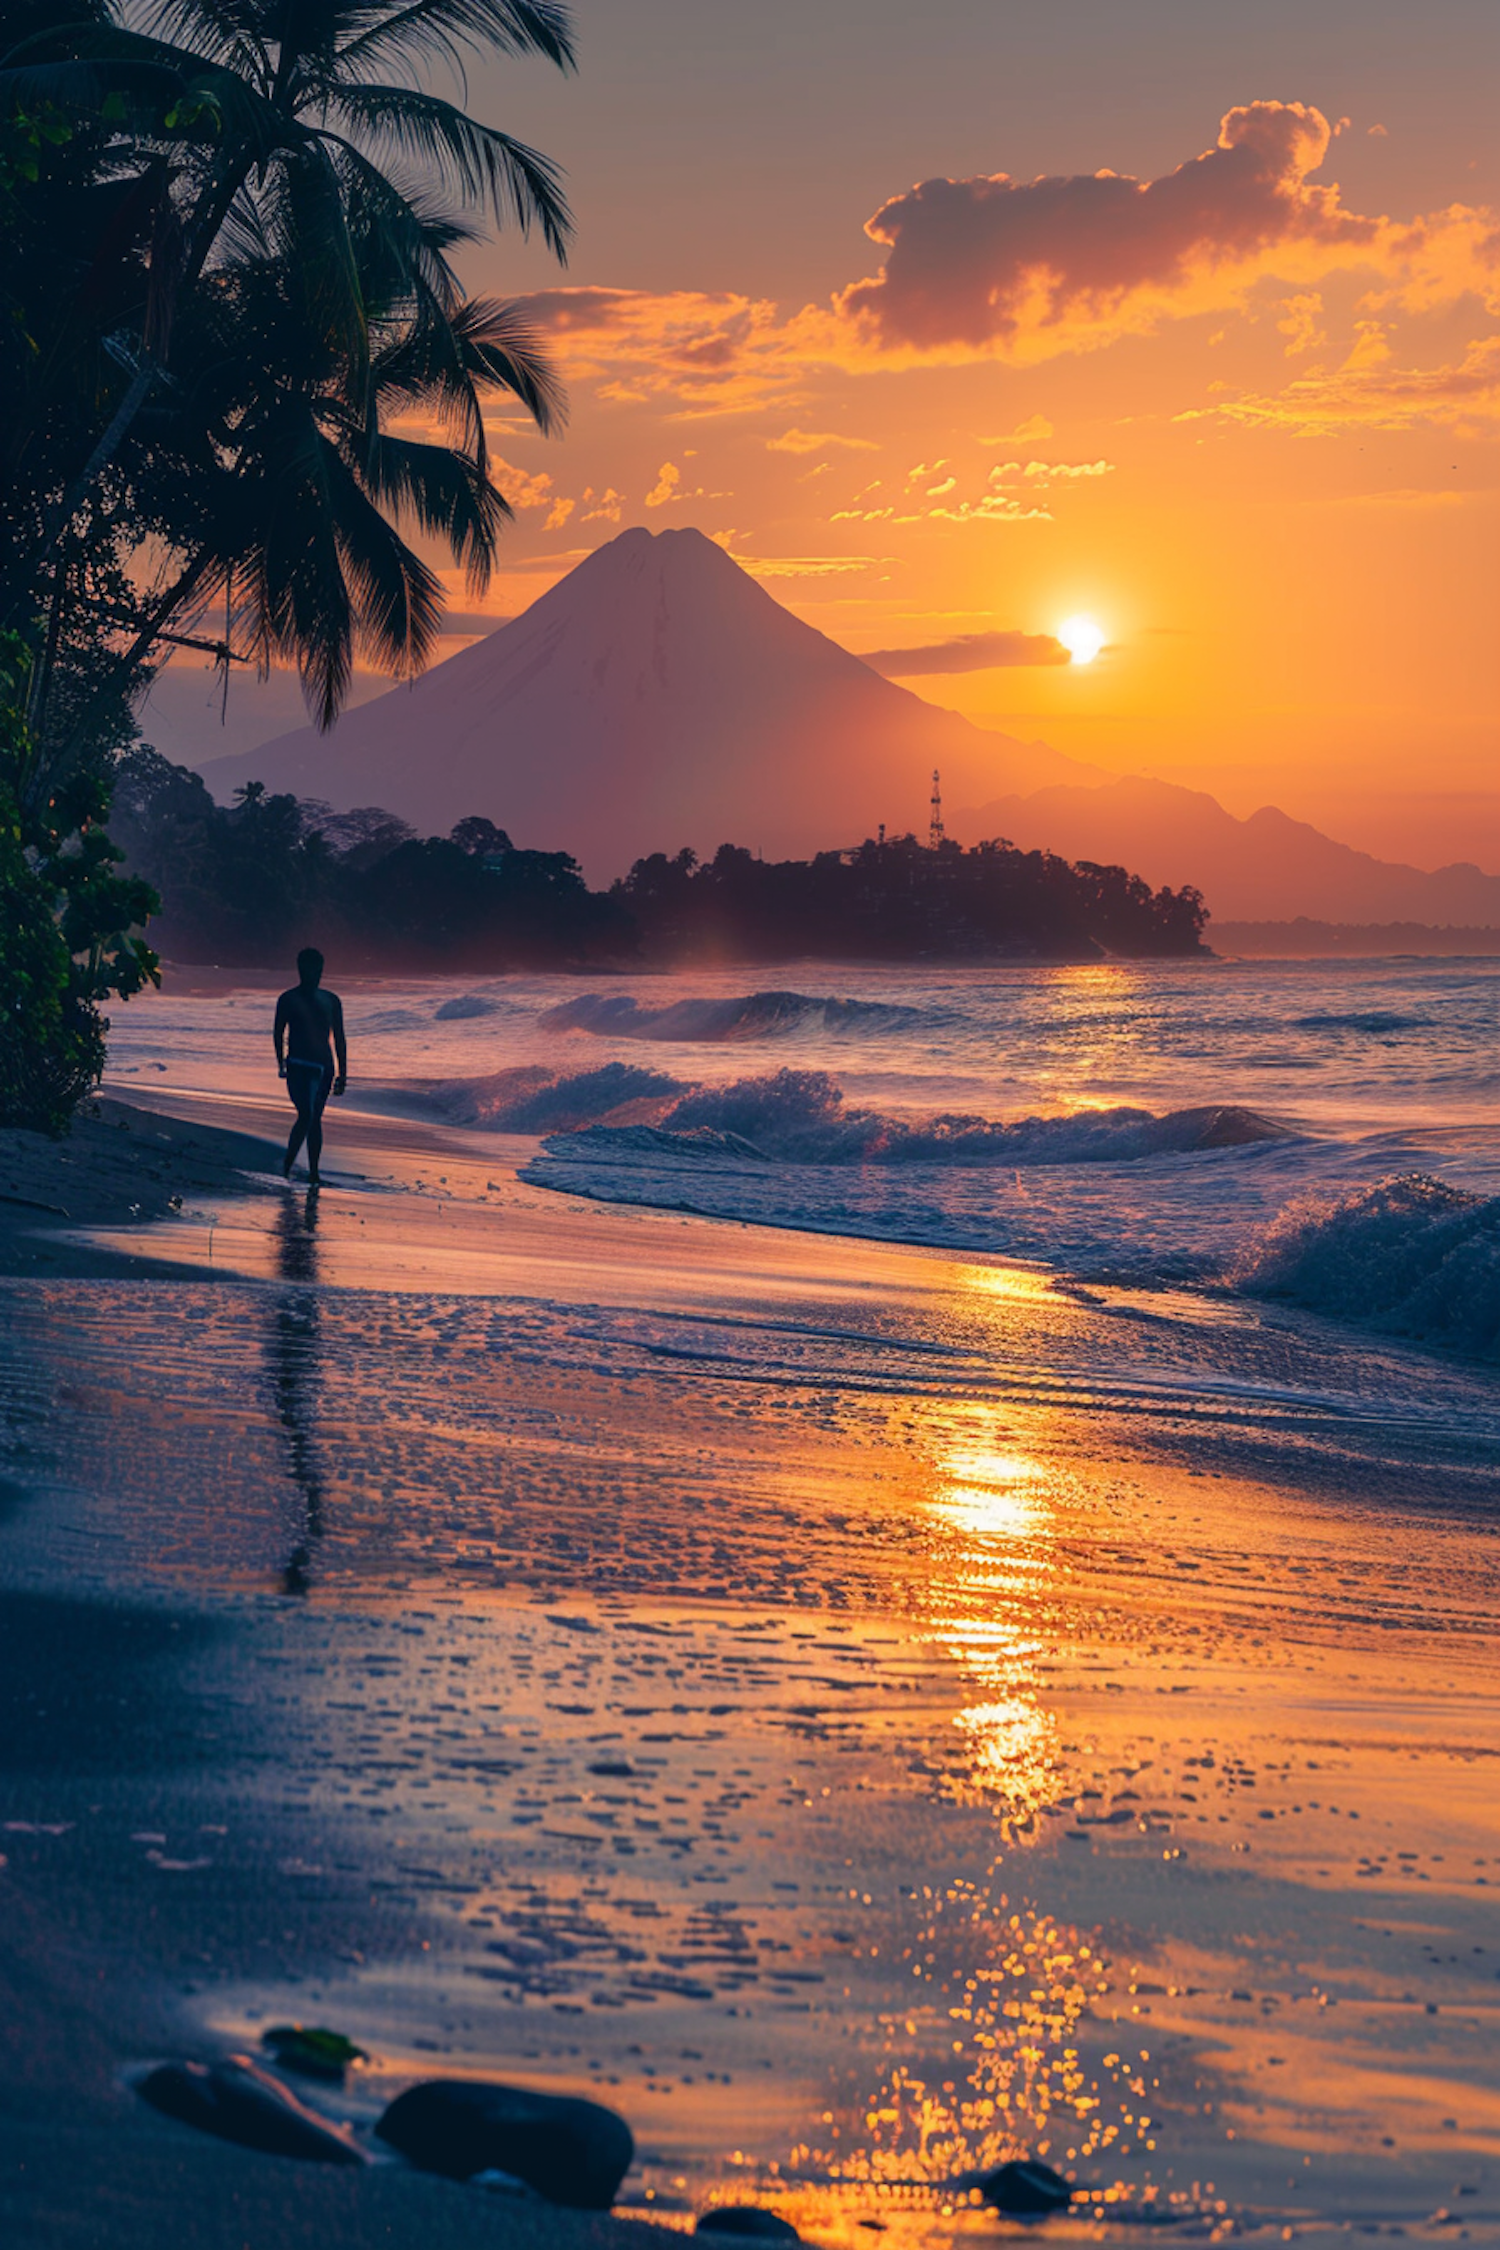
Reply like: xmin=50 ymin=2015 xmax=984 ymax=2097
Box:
xmin=0 ymin=637 xmax=158 ymax=1133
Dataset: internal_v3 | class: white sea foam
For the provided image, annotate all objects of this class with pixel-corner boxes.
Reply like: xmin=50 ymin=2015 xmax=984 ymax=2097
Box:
xmin=1233 ymin=1174 xmax=1500 ymax=1357
xmin=105 ymin=955 xmax=1500 ymax=1343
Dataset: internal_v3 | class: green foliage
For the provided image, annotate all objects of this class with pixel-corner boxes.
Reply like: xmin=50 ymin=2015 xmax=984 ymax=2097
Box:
xmin=0 ymin=95 xmax=69 ymax=191
xmin=262 ymin=2024 xmax=368 ymax=2080
xmin=0 ymin=0 xmax=576 ymax=1116
xmin=0 ymin=632 xmax=158 ymax=1133
xmin=0 ymin=0 xmax=573 ymax=740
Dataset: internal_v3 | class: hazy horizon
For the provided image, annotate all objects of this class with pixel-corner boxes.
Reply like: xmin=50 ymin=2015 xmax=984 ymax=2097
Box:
xmin=144 ymin=0 xmax=1498 ymax=871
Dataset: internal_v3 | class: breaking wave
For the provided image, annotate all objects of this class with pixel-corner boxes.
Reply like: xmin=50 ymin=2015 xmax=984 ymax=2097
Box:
xmin=405 ymin=1060 xmax=682 ymax=1131
xmin=541 ymin=1067 xmax=1292 ymax=1168
xmin=433 ymin=992 xmax=502 ymax=1020
xmin=1233 ymin=1173 xmax=1500 ymax=1357
xmin=539 ymin=990 xmax=946 ymax=1043
xmin=395 ymin=1060 xmax=1292 ymax=1167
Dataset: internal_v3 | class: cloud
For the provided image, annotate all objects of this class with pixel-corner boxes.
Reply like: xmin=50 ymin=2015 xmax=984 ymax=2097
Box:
xmin=646 ymin=461 xmax=682 ymax=508
xmin=512 ymin=286 xmax=806 ymax=413
xmin=510 ymin=109 xmax=1500 ymax=414
xmin=833 ymin=455 xmax=1106 ymax=524
xmin=766 ymin=427 xmax=878 ymax=453
xmin=1274 ymin=291 xmax=1326 ymax=355
xmin=862 ymin=631 xmax=1070 ymax=675
xmin=839 ymin=102 xmax=1380 ymax=355
xmin=1178 ymin=331 xmax=1500 ymax=434
xmin=982 ymin=414 xmax=1054 ymax=443
xmin=490 ymin=455 xmax=564 ymax=511
xmin=736 ymin=554 xmax=889 ymax=578
xmin=927 ymin=493 xmax=1053 ymax=523
xmin=580 ymin=485 xmax=623 ymax=523
xmin=989 ymin=459 xmax=1114 ymax=480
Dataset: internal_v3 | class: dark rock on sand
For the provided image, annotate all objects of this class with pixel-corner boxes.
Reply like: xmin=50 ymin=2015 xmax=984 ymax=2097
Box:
xmin=138 ymin=2056 xmax=365 ymax=2164
xmin=968 ymin=2158 xmax=1073 ymax=2216
xmin=697 ymin=2207 xmax=801 ymax=2239
xmin=375 ymin=2080 xmax=633 ymax=2208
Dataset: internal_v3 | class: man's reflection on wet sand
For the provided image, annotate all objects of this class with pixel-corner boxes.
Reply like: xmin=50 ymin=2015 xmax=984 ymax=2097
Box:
xmin=268 ymin=1188 xmax=325 ymax=1594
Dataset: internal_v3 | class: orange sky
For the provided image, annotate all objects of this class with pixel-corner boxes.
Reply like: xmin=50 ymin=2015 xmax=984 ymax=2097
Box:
xmin=154 ymin=0 xmax=1500 ymax=868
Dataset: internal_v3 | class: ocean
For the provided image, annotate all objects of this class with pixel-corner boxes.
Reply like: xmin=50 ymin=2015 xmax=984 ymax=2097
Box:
xmin=109 ymin=953 xmax=1500 ymax=1349
xmin=3 ymin=951 xmax=1495 ymax=2240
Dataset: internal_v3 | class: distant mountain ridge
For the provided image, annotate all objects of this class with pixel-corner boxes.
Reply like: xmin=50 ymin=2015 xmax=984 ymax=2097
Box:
xmin=198 ymin=524 xmax=1497 ymax=923
xmin=951 ymin=776 xmax=1500 ymax=926
xmin=201 ymin=526 xmax=1098 ymax=879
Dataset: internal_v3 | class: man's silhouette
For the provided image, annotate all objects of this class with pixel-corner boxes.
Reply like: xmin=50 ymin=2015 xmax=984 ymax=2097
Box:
xmin=273 ymin=948 xmax=347 ymax=1186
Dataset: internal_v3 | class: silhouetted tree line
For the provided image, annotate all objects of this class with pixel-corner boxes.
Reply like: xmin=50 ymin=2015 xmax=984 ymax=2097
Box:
xmin=617 ymin=837 xmax=1208 ymax=962
xmin=111 ymin=749 xmax=631 ymax=968
xmin=113 ymin=746 xmax=1209 ymax=968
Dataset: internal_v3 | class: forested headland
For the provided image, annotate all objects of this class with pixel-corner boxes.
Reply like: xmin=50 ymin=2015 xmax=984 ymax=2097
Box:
xmin=114 ymin=744 xmax=1210 ymax=968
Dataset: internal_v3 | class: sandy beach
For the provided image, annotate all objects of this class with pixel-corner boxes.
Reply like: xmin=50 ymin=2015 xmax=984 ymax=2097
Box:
xmin=10 ymin=0 xmax=1497 ymax=2234
xmin=2 ymin=1006 xmax=1498 ymax=2247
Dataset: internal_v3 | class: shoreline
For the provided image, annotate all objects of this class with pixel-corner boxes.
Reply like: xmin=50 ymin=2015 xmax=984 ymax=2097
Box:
xmin=2 ymin=1079 xmax=1499 ymax=2246
xmin=0 ymin=1097 xmax=283 ymax=1280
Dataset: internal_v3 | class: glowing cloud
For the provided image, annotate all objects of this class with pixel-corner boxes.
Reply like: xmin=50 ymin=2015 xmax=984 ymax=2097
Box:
xmin=862 ymin=631 xmax=1070 ymax=675
xmin=766 ymin=427 xmax=879 ymax=453
xmin=510 ymin=108 xmax=1500 ymax=413
xmin=840 ymin=103 xmax=1377 ymax=354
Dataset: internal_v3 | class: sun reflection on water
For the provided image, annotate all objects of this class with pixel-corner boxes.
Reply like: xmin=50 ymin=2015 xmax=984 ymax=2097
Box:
xmin=792 ymin=1890 xmax=1149 ymax=2213
xmin=918 ymin=1425 xmax=1063 ymax=1839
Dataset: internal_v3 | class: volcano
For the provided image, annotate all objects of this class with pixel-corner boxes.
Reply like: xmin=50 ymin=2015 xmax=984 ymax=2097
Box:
xmin=200 ymin=526 xmax=1096 ymax=877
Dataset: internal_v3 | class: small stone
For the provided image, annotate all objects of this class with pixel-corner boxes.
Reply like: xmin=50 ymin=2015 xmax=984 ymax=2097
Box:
xmin=970 ymin=2159 xmax=1073 ymax=2216
xmin=375 ymin=2080 xmax=633 ymax=2208
xmin=137 ymin=2057 xmax=365 ymax=2165
xmin=262 ymin=2024 xmax=369 ymax=2080
xmin=697 ymin=2209 xmax=801 ymax=2240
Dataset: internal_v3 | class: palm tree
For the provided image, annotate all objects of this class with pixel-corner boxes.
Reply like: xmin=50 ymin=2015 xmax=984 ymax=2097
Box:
xmin=0 ymin=0 xmax=575 ymax=738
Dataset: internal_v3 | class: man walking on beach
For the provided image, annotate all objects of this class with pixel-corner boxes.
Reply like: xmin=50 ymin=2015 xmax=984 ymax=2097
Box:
xmin=273 ymin=948 xmax=347 ymax=1186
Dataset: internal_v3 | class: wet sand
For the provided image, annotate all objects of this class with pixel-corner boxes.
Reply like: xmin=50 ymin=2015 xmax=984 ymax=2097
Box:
xmin=1 ymin=1086 xmax=1497 ymax=2246
xmin=0 ymin=1096 xmax=279 ymax=1278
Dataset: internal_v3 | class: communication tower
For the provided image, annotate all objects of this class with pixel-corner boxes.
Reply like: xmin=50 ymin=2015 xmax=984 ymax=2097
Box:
xmin=928 ymin=768 xmax=944 ymax=850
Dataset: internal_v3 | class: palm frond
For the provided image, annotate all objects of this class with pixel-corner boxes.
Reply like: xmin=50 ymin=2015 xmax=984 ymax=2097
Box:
xmin=133 ymin=0 xmax=270 ymax=87
xmin=315 ymin=134 xmax=471 ymax=316
xmin=448 ymin=294 xmax=564 ymax=433
xmin=365 ymin=289 xmax=563 ymax=471
xmin=270 ymin=141 xmax=369 ymax=375
xmin=321 ymin=86 xmax=570 ymax=258
xmin=331 ymin=0 xmax=575 ymax=82
xmin=323 ymin=437 xmax=445 ymax=685
xmin=237 ymin=404 xmax=356 ymax=725
xmin=344 ymin=426 xmax=507 ymax=589
xmin=211 ymin=176 xmax=273 ymax=264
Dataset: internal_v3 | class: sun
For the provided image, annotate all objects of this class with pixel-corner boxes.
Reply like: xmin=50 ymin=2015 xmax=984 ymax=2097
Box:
xmin=1056 ymin=613 xmax=1106 ymax=665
